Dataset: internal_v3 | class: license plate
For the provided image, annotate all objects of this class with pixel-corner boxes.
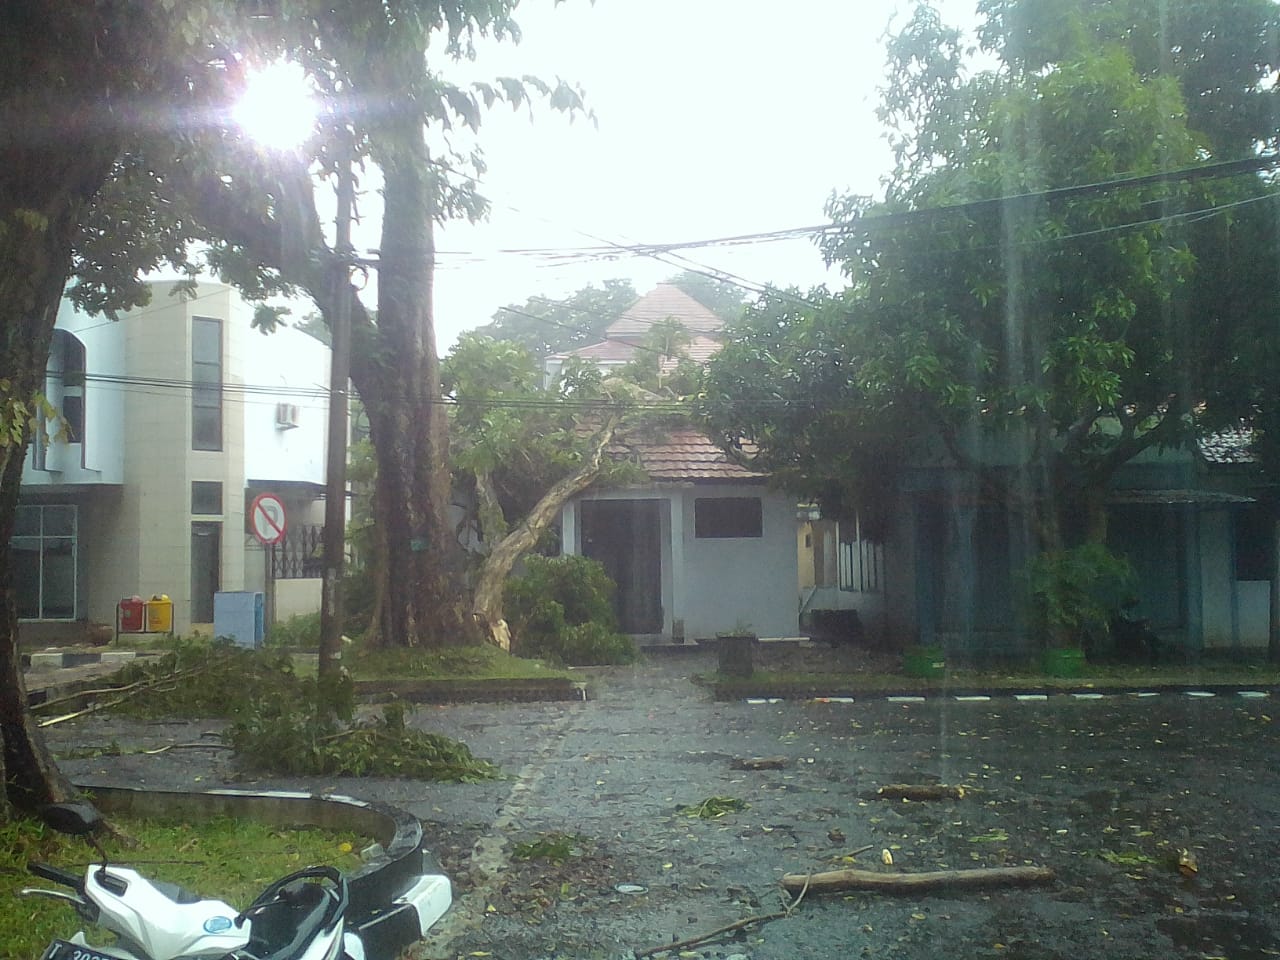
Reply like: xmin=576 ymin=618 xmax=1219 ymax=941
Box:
xmin=42 ymin=940 xmax=122 ymax=960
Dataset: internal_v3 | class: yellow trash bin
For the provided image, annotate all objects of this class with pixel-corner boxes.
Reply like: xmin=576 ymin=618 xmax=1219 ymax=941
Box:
xmin=145 ymin=594 xmax=173 ymax=633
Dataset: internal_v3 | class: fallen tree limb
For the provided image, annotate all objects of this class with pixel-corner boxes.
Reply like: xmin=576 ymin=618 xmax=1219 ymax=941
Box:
xmin=875 ymin=783 xmax=966 ymax=801
xmin=781 ymin=865 xmax=1055 ymax=894
xmin=636 ymin=874 xmax=812 ymax=958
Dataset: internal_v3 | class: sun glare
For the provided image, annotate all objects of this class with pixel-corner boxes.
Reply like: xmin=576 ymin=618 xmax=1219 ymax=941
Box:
xmin=233 ymin=60 xmax=317 ymax=151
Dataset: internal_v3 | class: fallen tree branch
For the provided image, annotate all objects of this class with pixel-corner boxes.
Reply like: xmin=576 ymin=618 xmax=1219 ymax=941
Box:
xmin=141 ymin=742 xmax=234 ymax=755
xmin=875 ymin=783 xmax=966 ymax=801
xmin=781 ymin=865 xmax=1055 ymax=894
xmin=637 ymin=874 xmax=812 ymax=959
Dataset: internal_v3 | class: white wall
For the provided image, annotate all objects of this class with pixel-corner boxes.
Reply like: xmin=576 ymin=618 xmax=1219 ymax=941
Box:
xmin=565 ymin=482 xmax=800 ymax=640
xmin=241 ymin=324 xmax=331 ymax=486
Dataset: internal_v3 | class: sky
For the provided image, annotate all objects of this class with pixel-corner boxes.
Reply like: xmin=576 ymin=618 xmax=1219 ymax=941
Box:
xmin=385 ymin=0 xmax=983 ymax=350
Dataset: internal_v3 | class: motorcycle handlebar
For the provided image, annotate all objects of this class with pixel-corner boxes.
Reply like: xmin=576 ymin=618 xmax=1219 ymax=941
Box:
xmin=27 ymin=862 xmax=83 ymax=891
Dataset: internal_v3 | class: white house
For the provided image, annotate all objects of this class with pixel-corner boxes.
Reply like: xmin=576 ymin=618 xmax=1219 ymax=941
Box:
xmin=16 ymin=281 xmax=333 ymax=640
xmin=553 ymin=285 xmax=802 ymax=641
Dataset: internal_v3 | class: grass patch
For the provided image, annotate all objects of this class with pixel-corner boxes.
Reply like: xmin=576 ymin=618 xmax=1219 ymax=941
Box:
xmin=346 ymin=643 xmax=573 ymax=682
xmin=0 ymin=812 xmax=365 ymax=959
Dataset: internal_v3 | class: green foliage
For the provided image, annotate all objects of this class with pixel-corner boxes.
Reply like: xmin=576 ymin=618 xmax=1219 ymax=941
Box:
xmin=512 ymin=833 xmax=584 ymax=863
xmin=1021 ymin=544 xmax=1135 ymax=649
xmin=265 ymin=612 xmax=321 ymax=649
xmin=703 ymin=0 xmax=1280 ymax=540
xmin=228 ymin=698 xmax=499 ymax=782
xmin=0 ymin=813 xmax=364 ymax=960
xmin=505 ymin=556 xmax=637 ymax=665
xmin=93 ymin=640 xmax=498 ymax=781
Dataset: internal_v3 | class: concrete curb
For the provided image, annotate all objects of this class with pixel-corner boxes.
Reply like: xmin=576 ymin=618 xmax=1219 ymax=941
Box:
xmin=728 ymin=685 xmax=1277 ymax=704
xmin=78 ymin=784 xmax=451 ymax=960
xmin=24 ymin=649 xmax=141 ymax=669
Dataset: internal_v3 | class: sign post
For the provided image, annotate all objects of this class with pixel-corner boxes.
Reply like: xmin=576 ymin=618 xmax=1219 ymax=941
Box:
xmin=249 ymin=494 xmax=287 ymax=637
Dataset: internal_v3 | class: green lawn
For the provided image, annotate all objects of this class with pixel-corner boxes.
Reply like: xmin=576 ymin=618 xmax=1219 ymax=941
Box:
xmin=344 ymin=643 xmax=574 ymax=682
xmin=1 ymin=814 xmax=366 ymax=959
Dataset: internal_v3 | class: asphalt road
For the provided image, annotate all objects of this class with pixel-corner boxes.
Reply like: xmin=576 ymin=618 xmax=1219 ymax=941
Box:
xmin=47 ymin=650 xmax=1280 ymax=960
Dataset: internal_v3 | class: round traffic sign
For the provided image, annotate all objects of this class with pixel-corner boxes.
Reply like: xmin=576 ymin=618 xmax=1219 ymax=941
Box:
xmin=249 ymin=493 xmax=287 ymax=546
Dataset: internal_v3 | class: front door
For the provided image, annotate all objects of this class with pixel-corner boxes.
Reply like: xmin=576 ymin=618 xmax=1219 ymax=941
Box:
xmin=580 ymin=499 xmax=663 ymax=633
xmin=190 ymin=522 xmax=221 ymax=623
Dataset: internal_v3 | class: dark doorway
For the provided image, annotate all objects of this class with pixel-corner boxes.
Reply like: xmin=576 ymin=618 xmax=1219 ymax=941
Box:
xmin=190 ymin=522 xmax=221 ymax=623
xmin=580 ymin=499 xmax=663 ymax=633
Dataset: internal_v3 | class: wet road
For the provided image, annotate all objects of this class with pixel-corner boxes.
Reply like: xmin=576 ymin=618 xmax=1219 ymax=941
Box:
xmin=50 ymin=651 xmax=1280 ymax=960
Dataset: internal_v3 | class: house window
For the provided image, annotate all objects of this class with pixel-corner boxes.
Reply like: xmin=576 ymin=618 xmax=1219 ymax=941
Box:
xmin=1234 ymin=506 xmax=1272 ymax=582
xmin=192 ymin=316 xmax=222 ymax=451
xmin=192 ymin=481 xmax=223 ymax=516
xmin=11 ymin=504 xmax=77 ymax=620
xmin=694 ymin=497 xmax=762 ymax=538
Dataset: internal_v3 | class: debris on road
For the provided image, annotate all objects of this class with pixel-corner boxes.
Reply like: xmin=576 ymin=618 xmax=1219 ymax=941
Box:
xmin=730 ymin=755 xmax=788 ymax=770
xmin=875 ymin=783 xmax=966 ymax=801
xmin=781 ymin=864 xmax=1056 ymax=894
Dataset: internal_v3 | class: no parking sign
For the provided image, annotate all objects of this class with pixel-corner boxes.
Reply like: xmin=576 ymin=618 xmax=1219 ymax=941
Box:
xmin=249 ymin=493 xmax=287 ymax=546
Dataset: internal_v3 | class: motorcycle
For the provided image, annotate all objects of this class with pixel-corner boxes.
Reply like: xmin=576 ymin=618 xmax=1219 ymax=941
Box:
xmin=21 ymin=802 xmax=366 ymax=960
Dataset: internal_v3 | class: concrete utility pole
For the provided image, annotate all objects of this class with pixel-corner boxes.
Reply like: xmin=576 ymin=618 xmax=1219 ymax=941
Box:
xmin=319 ymin=153 xmax=355 ymax=678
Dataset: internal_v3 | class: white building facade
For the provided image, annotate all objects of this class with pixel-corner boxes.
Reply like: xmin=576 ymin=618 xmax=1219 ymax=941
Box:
xmin=16 ymin=281 xmax=332 ymax=638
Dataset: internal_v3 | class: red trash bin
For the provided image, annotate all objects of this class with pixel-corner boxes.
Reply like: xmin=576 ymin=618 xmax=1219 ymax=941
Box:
xmin=118 ymin=596 xmax=145 ymax=632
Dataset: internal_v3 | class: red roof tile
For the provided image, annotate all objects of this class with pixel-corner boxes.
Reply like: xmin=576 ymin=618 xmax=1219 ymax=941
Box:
xmin=621 ymin=427 xmax=763 ymax=481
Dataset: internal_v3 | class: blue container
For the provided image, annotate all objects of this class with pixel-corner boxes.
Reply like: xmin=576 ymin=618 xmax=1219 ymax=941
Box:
xmin=214 ymin=591 xmax=265 ymax=649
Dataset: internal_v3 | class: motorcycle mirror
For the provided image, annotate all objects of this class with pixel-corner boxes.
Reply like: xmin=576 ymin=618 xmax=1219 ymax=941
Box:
xmin=41 ymin=803 xmax=104 ymax=837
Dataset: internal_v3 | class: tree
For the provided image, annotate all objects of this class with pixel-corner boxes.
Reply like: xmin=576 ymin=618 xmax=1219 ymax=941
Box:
xmin=472 ymin=273 xmax=748 ymax=359
xmin=0 ymin=1 xmax=240 ymax=817
xmin=473 ymin=279 xmax=639 ymax=358
xmin=704 ymin=1 xmax=1280 ymax=631
xmin=161 ymin=2 xmax=592 ymax=650
xmin=442 ymin=334 xmax=646 ymax=648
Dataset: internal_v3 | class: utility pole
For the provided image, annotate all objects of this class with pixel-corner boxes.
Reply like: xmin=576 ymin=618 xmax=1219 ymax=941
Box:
xmin=319 ymin=153 xmax=355 ymax=678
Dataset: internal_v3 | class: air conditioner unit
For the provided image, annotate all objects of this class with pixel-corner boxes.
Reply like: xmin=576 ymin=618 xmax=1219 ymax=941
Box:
xmin=274 ymin=402 xmax=300 ymax=429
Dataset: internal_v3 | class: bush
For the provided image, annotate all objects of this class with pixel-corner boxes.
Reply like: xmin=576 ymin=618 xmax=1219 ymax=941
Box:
xmin=505 ymin=555 xmax=637 ymax=665
xmin=1022 ymin=543 xmax=1135 ymax=650
xmin=265 ymin=612 xmax=320 ymax=649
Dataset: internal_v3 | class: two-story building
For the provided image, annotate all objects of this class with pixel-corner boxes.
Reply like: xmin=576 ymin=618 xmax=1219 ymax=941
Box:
xmin=16 ymin=281 xmax=333 ymax=641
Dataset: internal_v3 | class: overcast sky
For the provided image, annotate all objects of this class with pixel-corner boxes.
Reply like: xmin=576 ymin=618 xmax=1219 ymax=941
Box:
xmin=388 ymin=0 xmax=981 ymax=349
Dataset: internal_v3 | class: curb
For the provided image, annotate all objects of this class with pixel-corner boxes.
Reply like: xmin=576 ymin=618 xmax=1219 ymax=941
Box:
xmin=78 ymin=784 xmax=452 ymax=960
xmin=353 ymin=677 xmax=588 ymax=703
xmin=726 ymin=685 xmax=1277 ymax=704
xmin=23 ymin=649 xmax=141 ymax=669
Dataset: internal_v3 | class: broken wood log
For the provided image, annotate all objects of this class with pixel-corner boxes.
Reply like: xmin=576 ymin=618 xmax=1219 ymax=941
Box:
xmin=875 ymin=783 xmax=966 ymax=801
xmin=731 ymin=755 xmax=788 ymax=771
xmin=781 ymin=865 xmax=1055 ymax=894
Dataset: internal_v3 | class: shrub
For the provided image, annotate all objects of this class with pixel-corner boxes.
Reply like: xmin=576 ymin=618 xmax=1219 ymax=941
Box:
xmin=505 ymin=555 xmax=637 ymax=665
xmin=265 ymin=612 xmax=320 ymax=649
xmin=1022 ymin=543 xmax=1135 ymax=650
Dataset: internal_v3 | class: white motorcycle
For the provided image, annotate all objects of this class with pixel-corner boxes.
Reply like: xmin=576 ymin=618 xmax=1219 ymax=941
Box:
xmin=22 ymin=802 xmax=365 ymax=960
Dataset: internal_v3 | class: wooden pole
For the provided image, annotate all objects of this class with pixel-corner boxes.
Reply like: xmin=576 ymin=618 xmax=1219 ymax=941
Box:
xmin=781 ymin=865 xmax=1055 ymax=894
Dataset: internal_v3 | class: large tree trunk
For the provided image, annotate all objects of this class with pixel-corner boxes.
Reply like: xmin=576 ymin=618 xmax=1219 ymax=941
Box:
xmin=175 ymin=140 xmax=471 ymax=648
xmin=360 ymin=129 xmax=471 ymax=647
xmin=471 ymin=421 xmax=619 ymax=649
xmin=0 ymin=147 xmax=116 ymax=816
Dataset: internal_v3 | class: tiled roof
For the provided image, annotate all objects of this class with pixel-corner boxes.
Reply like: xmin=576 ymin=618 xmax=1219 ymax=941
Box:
xmin=606 ymin=284 xmax=723 ymax=337
xmin=1198 ymin=427 xmax=1256 ymax=464
xmin=621 ymin=427 xmax=763 ymax=481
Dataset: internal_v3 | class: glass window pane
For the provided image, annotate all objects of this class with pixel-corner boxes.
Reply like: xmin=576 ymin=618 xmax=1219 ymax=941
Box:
xmin=13 ymin=506 xmax=39 ymax=536
xmin=12 ymin=538 xmax=40 ymax=619
xmin=193 ymin=405 xmax=221 ymax=451
xmin=41 ymin=540 xmax=75 ymax=618
xmin=192 ymin=318 xmax=221 ymax=364
xmin=694 ymin=497 xmax=763 ymax=538
xmin=192 ymin=481 xmax=223 ymax=515
xmin=43 ymin=505 xmax=76 ymax=536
